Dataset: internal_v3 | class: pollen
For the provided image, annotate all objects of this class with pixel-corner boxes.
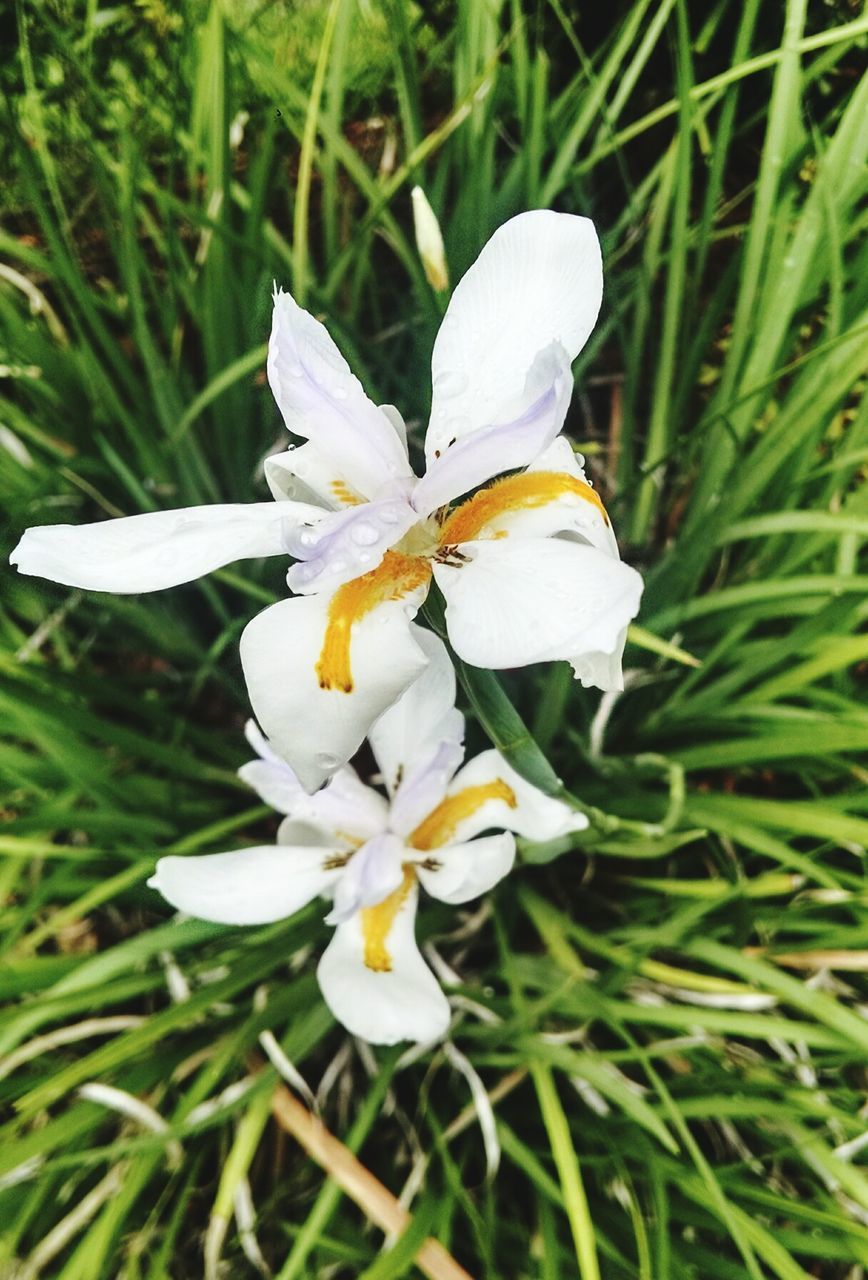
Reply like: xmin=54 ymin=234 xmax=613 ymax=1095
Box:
xmin=361 ymin=865 xmax=415 ymax=972
xmin=409 ymin=779 xmax=517 ymax=851
xmin=315 ymin=551 xmax=433 ymax=693
xmin=330 ymin=480 xmax=363 ymax=506
xmin=438 ymin=469 xmax=609 ymax=546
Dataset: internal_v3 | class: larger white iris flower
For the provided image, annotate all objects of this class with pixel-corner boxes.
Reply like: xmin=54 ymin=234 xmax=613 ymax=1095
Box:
xmin=11 ymin=211 xmax=643 ymax=792
xmin=149 ymin=632 xmax=587 ymax=1045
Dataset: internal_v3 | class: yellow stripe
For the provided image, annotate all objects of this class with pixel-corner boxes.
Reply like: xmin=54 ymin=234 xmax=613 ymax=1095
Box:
xmin=438 ymin=469 xmax=608 ymax=546
xmin=361 ymin=866 xmax=415 ymax=972
xmin=409 ymin=780 xmax=516 ymax=851
xmin=330 ymin=479 xmax=363 ymax=506
xmin=316 ymin=552 xmax=432 ymax=693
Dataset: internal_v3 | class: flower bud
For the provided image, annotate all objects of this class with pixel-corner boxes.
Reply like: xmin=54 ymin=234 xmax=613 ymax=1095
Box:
xmin=411 ymin=186 xmax=449 ymax=292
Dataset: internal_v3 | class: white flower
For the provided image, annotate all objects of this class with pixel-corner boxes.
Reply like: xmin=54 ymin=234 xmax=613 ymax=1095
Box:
xmin=148 ymin=633 xmax=587 ymax=1046
xmin=11 ymin=210 xmax=643 ymax=792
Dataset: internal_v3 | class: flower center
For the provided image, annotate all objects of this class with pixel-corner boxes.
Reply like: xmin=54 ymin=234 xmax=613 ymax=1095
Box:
xmin=316 ymin=551 xmax=433 ymax=692
xmin=409 ymin=779 xmax=517 ymax=851
xmin=315 ymin=470 xmax=606 ymax=695
xmin=361 ymin=865 xmax=416 ymax=972
xmin=437 ymin=469 xmax=608 ymax=546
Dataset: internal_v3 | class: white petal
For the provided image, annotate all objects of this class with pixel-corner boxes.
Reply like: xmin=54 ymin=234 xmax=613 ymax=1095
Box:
xmin=305 ymin=767 xmax=390 ymax=844
xmin=238 ymin=759 xmax=305 ymax=815
xmin=570 ymin=625 xmax=629 ymax=692
xmin=286 ymin=497 xmax=417 ymax=595
xmin=426 ymin=211 xmax=603 ymax=463
xmin=240 ymin=593 xmax=429 ymax=793
xmin=443 ymin=750 xmax=588 ymax=843
xmin=324 ymin=833 xmax=405 ymax=925
xmin=241 ymin=721 xmax=389 ymax=839
xmin=9 ymin=502 xmax=320 ymax=594
xmin=379 ymin=404 xmax=409 ymax=454
xmin=268 ymin=288 xmax=413 ymax=499
xmin=369 ymin=627 xmax=464 ymax=796
xmin=412 ymin=342 xmax=572 ymax=515
xmin=265 ymin=445 xmax=359 ymax=509
xmin=414 ymin=832 xmax=515 ymax=904
xmin=149 ymin=846 xmax=340 ymax=925
xmin=496 ymin=435 xmax=618 ymax=557
xmin=277 ymin=818 xmax=340 ymax=849
xmin=316 ymin=881 xmax=449 ymax=1045
xmin=434 ymin=537 xmax=642 ymax=682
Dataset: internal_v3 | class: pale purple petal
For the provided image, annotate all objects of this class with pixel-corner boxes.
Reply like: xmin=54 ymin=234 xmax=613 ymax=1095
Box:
xmin=324 ymin=832 xmax=405 ymax=925
xmin=268 ymin=287 xmax=413 ymax=500
xmin=412 ymin=342 xmax=572 ymax=515
xmin=286 ymin=496 xmax=417 ymax=595
xmin=388 ymin=740 xmax=466 ymax=839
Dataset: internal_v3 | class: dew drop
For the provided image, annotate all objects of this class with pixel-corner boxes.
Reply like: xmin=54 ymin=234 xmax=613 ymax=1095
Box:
xmin=434 ymin=370 xmax=468 ymax=397
xmin=332 ymin=385 xmax=349 ymax=401
xmin=350 ymin=522 xmax=380 ymax=547
xmin=316 ymin=751 xmax=340 ymax=770
xmin=298 ymin=528 xmax=319 ymax=548
xmin=379 ymin=506 xmax=401 ymax=526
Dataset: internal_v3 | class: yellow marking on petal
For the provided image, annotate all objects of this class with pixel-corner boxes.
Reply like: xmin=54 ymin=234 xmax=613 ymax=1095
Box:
xmin=409 ymin=780 xmax=517 ymax=852
xmin=438 ymin=469 xmax=609 ymax=546
xmin=316 ymin=551 xmax=432 ymax=694
xmin=330 ymin=480 xmax=363 ymax=506
xmin=361 ymin=865 xmax=415 ymax=972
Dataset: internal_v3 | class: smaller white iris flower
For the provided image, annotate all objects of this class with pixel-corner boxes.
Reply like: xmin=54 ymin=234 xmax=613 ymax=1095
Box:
xmin=148 ymin=632 xmax=587 ymax=1045
xmin=11 ymin=210 xmax=643 ymax=792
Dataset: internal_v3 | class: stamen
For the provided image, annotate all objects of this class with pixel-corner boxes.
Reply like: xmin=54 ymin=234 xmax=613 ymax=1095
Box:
xmin=331 ymin=480 xmax=363 ymax=506
xmin=438 ymin=469 xmax=609 ymax=546
xmin=316 ymin=551 xmax=432 ymax=693
xmin=409 ymin=780 xmax=516 ymax=851
xmin=361 ymin=866 xmax=415 ymax=972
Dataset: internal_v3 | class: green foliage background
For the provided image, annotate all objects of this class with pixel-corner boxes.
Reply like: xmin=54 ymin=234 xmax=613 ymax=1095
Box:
xmin=1 ymin=1 xmax=867 ymax=1276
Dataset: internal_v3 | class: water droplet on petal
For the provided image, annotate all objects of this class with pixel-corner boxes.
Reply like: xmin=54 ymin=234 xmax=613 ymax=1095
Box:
xmin=315 ymin=751 xmax=340 ymax=770
xmin=332 ymin=385 xmax=349 ymax=402
xmin=379 ymin=506 xmax=401 ymax=525
xmin=350 ymin=522 xmax=380 ymax=547
xmin=434 ymin=370 xmax=468 ymax=397
xmin=298 ymin=528 xmax=319 ymax=548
